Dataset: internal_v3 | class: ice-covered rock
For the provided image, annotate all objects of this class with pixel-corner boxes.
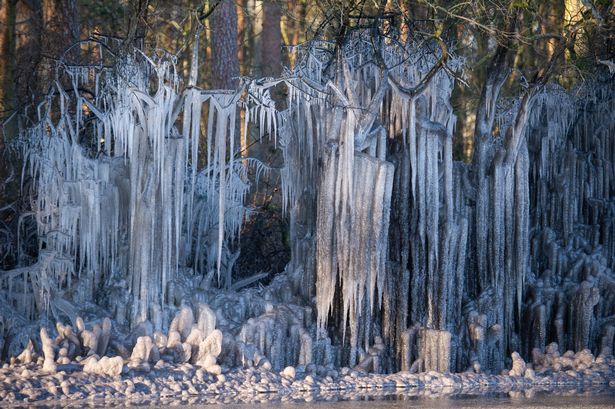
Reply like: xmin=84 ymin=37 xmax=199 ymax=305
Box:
xmin=196 ymin=303 xmax=216 ymax=338
xmin=129 ymin=336 xmax=158 ymax=370
xmin=509 ymin=352 xmax=526 ymax=377
xmin=173 ymin=343 xmax=192 ymax=364
xmin=196 ymin=329 xmax=223 ymax=371
xmin=170 ymin=305 xmax=194 ymax=342
xmin=17 ymin=339 xmax=35 ymax=364
xmin=282 ymin=366 xmax=296 ymax=379
xmin=40 ymin=328 xmax=57 ymax=373
xmin=186 ymin=327 xmax=204 ymax=351
xmin=75 ymin=317 xmax=85 ymax=333
xmin=80 ymin=326 xmax=99 ymax=357
xmin=55 ymin=322 xmax=81 ymax=358
xmin=167 ymin=331 xmax=182 ymax=349
xmin=57 ymin=347 xmax=70 ymax=364
xmin=199 ymin=329 xmax=223 ymax=358
xmin=524 ymin=367 xmax=535 ymax=380
xmin=574 ymin=349 xmax=594 ymax=368
xmin=97 ymin=318 xmax=112 ymax=356
xmin=83 ymin=356 xmax=123 ymax=376
xmin=206 ymin=363 xmax=222 ymax=375
xmin=153 ymin=331 xmax=168 ymax=350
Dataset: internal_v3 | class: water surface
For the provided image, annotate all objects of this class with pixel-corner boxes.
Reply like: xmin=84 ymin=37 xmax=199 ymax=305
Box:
xmin=20 ymin=386 xmax=615 ymax=408
xmin=180 ymin=392 xmax=615 ymax=409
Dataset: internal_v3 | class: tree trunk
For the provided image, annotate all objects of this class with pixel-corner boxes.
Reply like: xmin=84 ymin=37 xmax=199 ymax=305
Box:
xmin=237 ymin=0 xmax=247 ymax=75
xmin=0 ymin=0 xmax=15 ymax=119
xmin=14 ymin=0 xmax=41 ymax=104
xmin=38 ymin=0 xmax=79 ymax=93
xmin=125 ymin=0 xmax=149 ymax=49
xmin=261 ymin=0 xmax=281 ymax=77
xmin=210 ymin=0 xmax=240 ymax=89
xmin=41 ymin=0 xmax=79 ymax=60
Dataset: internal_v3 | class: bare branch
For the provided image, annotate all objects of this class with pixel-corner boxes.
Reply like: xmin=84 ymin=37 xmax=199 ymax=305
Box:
xmin=474 ymin=44 xmax=511 ymax=142
xmin=197 ymin=0 xmax=224 ymax=22
xmin=385 ymin=36 xmax=448 ymax=98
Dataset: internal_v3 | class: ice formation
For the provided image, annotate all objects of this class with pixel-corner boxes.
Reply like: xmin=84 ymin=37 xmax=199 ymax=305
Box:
xmin=1 ymin=41 xmax=268 ymax=331
xmin=277 ymin=31 xmax=614 ymax=373
xmin=280 ymin=32 xmax=468 ymax=370
xmin=0 ymin=28 xmax=613 ymax=385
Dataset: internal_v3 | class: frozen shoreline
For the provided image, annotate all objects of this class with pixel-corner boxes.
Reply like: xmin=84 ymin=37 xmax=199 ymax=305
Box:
xmin=2 ymin=359 xmax=614 ymax=406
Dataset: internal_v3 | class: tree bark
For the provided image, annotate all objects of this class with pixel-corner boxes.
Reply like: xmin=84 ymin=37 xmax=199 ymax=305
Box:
xmin=261 ymin=0 xmax=281 ymax=77
xmin=210 ymin=0 xmax=240 ymax=89
xmin=0 ymin=0 xmax=15 ymax=118
xmin=236 ymin=0 xmax=247 ymax=75
xmin=15 ymin=0 xmax=42 ymax=102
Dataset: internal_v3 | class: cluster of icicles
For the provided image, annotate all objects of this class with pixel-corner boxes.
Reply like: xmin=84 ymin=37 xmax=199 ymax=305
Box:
xmin=1 ymin=42 xmax=276 ymax=330
xmin=1 ymin=31 xmax=614 ymax=375
xmin=282 ymin=33 xmax=474 ymax=371
xmin=279 ymin=32 xmax=614 ymax=373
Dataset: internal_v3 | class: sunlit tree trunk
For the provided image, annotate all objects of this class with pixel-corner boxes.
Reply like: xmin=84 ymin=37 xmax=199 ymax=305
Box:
xmin=564 ymin=0 xmax=583 ymax=25
xmin=251 ymin=0 xmax=263 ymax=75
xmin=237 ymin=0 xmax=247 ymax=76
xmin=538 ymin=0 xmax=563 ymax=62
xmin=280 ymin=0 xmax=304 ymax=67
xmin=564 ymin=0 xmax=584 ymax=60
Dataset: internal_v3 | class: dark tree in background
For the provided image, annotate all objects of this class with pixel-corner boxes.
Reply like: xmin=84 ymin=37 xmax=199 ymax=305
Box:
xmin=41 ymin=0 xmax=79 ymax=58
xmin=261 ymin=0 xmax=281 ymax=77
xmin=0 ymin=0 xmax=13 ymax=125
xmin=210 ymin=0 xmax=240 ymax=89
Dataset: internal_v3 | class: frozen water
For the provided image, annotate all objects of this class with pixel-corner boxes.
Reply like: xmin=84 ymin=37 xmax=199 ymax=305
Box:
xmin=0 ymin=29 xmax=613 ymax=395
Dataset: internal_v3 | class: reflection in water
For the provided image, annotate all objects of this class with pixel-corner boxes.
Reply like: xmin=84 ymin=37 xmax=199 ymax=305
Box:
xmin=18 ymin=385 xmax=615 ymax=409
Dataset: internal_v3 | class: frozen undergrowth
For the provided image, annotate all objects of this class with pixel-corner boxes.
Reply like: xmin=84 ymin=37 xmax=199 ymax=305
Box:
xmin=0 ymin=30 xmax=613 ymax=392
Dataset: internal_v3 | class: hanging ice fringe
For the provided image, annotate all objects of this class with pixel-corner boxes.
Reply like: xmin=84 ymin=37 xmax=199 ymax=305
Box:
xmin=279 ymin=31 xmax=463 ymax=367
xmin=5 ymin=41 xmax=276 ymax=329
xmin=2 ymin=28 xmax=614 ymax=375
xmin=278 ymin=29 xmax=615 ymax=372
